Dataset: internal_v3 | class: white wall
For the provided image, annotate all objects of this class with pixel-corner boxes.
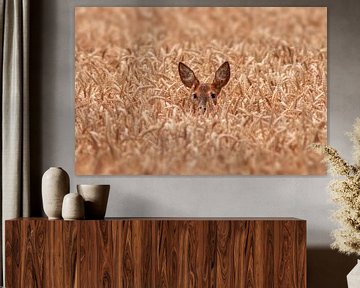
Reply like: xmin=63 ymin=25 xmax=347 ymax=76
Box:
xmin=31 ymin=0 xmax=360 ymax=248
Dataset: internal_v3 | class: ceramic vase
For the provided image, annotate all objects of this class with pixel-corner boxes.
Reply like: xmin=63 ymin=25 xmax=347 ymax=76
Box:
xmin=62 ymin=192 xmax=85 ymax=220
xmin=77 ymin=184 xmax=110 ymax=219
xmin=347 ymin=259 xmax=360 ymax=288
xmin=42 ymin=167 xmax=70 ymax=219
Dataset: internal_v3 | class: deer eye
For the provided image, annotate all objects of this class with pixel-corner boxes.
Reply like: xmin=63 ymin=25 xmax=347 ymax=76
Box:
xmin=210 ymin=92 xmax=216 ymax=99
xmin=192 ymin=93 xmax=198 ymax=99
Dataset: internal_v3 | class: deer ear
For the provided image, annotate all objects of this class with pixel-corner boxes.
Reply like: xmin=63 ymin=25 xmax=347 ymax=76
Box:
xmin=178 ymin=62 xmax=199 ymax=88
xmin=213 ymin=61 xmax=230 ymax=89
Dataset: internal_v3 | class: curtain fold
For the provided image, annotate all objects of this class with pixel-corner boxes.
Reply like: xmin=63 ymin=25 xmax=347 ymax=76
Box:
xmin=0 ymin=0 xmax=30 ymax=284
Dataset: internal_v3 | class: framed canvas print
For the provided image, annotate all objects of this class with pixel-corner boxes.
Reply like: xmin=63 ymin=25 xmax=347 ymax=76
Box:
xmin=75 ymin=7 xmax=327 ymax=175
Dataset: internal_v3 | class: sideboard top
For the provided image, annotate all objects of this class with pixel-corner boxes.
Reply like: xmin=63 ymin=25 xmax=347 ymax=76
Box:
xmin=6 ymin=217 xmax=305 ymax=222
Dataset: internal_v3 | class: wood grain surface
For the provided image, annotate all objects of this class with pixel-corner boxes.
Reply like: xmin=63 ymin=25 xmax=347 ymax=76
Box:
xmin=5 ymin=218 xmax=306 ymax=288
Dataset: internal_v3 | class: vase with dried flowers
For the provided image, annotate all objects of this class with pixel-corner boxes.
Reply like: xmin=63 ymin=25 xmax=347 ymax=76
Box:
xmin=313 ymin=118 xmax=360 ymax=287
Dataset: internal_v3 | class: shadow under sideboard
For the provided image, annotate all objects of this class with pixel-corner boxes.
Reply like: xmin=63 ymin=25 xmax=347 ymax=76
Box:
xmin=307 ymin=248 xmax=357 ymax=288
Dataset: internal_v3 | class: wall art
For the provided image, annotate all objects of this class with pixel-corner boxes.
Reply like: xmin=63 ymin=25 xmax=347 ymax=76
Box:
xmin=75 ymin=7 xmax=327 ymax=175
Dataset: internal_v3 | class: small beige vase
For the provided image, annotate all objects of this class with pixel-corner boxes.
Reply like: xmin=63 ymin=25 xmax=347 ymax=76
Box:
xmin=62 ymin=192 xmax=85 ymax=220
xmin=77 ymin=184 xmax=110 ymax=219
xmin=42 ymin=167 xmax=70 ymax=219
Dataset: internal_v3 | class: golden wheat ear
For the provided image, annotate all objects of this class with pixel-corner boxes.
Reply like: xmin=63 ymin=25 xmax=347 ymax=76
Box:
xmin=213 ymin=61 xmax=230 ymax=89
xmin=178 ymin=62 xmax=199 ymax=88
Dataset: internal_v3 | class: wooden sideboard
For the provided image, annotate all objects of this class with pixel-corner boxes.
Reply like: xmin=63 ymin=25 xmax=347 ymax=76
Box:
xmin=5 ymin=218 xmax=306 ymax=287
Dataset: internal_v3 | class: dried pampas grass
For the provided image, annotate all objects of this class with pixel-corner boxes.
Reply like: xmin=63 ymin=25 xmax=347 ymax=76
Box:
xmin=313 ymin=119 xmax=360 ymax=256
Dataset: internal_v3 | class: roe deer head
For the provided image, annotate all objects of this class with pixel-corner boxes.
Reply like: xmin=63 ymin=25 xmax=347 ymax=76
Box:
xmin=178 ymin=61 xmax=230 ymax=113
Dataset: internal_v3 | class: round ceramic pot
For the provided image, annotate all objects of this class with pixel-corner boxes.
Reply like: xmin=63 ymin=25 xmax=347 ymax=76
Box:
xmin=77 ymin=184 xmax=110 ymax=219
xmin=42 ymin=167 xmax=70 ymax=219
xmin=62 ymin=192 xmax=85 ymax=220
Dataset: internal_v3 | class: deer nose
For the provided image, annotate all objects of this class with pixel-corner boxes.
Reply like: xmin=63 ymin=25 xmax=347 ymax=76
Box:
xmin=199 ymin=106 xmax=206 ymax=113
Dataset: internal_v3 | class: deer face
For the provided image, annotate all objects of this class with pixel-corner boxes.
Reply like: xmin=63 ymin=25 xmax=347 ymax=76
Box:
xmin=178 ymin=61 xmax=230 ymax=113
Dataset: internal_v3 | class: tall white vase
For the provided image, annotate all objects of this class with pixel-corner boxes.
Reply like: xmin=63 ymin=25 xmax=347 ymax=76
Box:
xmin=347 ymin=260 xmax=360 ymax=288
xmin=42 ymin=167 xmax=70 ymax=219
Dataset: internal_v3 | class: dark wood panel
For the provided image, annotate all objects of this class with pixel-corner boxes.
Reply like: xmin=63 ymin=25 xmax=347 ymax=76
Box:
xmin=48 ymin=220 xmax=64 ymax=288
xmin=80 ymin=221 xmax=109 ymax=288
xmin=5 ymin=221 xmax=21 ymax=288
xmin=297 ymin=221 xmax=307 ymax=287
xmin=23 ymin=220 xmax=47 ymax=287
xmin=63 ymin=221 xmax=80 ymax=288
xmin=6 ymin=218 xmax=306 ymax=288
xmin=216 ymin=220 xmax=233 ymax=287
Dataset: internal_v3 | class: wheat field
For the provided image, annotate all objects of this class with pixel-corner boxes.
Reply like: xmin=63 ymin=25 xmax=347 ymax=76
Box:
xmin=75 ymin=7 xmax=327 ymax=175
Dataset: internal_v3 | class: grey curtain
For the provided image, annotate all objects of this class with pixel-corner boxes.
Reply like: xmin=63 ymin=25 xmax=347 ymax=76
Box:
xmin=0 ymin=0 xmax=30 ymax=285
